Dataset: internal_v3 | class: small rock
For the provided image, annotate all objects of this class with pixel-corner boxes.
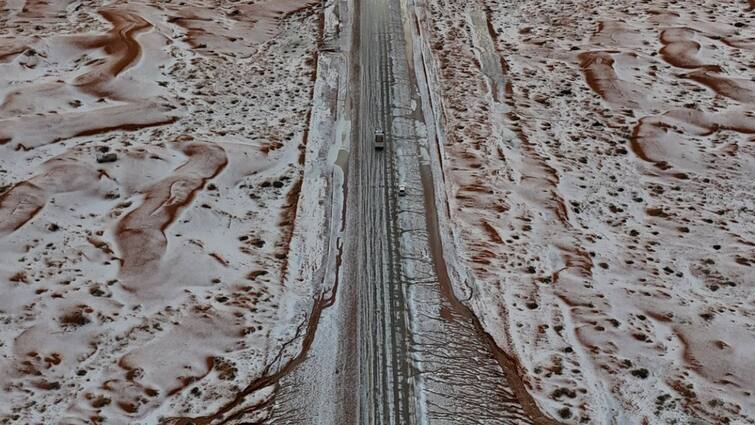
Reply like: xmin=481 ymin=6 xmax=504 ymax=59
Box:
xmin=92 ymin=396 xmax=111 ymax=408
xmin=96 ymin=153 xmax=118 ymax=163
xmin=90 ymin=287 xmax=106 ymax=297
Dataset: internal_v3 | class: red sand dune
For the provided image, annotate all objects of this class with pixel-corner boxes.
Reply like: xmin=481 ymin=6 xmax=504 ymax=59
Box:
xmin=0 ymin=182 xmax=45 ymax=236
xmin=722 ymin=36 xmax=755 ymax=50
xmin=0 ymin=158 xmax=100 ymax=237
xmin=70 ymin=9 xmax=152 ymax=93
xmin=167 ymin=0 xmax=319 ymax=54
xmin=658 ymin=27 xmax=755 ymax=103
xmin=0 ymin=101 xmax=177 ymax=149
xmin=0 ymin=38 xmax=37 ymax=63
xmin=631 ymin=109 xmax=755 ymax=168
xmin=660 ymin=28 xmax=707 ymax=69
xmin=106 ymin=313 xmax=242 ymax=417
xmin=17 ymin=0 xmax=76 ymax=19
xmin=0 ymin=7 xmax=176 ymax=150
xmin=683 ymin=69 xmax=755 ymax=103
xmin=116 ymin=140 xmax=228 ymax=284
xmin=592 ymin=21 xmax=645 ymax=49
xmin=578 ymin=51 xmax=647 ymax=108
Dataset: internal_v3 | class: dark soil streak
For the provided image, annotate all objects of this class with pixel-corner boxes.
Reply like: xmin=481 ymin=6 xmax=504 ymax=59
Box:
xmin=502 ymin=83 xmax=573 ymax=232
xmin=277 ymin=177 xmax=302 ymax=280
xmin=73 ymin=116 xmax=179 ymax=139
xmin=276 ymin=2 xmax=321 ymax=283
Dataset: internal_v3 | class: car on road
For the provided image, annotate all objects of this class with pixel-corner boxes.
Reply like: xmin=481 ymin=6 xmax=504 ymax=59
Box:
xmin=374 ymin=129 xmax=385 ymax=150
xmin=398 ymin=184 xmax=406 ymax=196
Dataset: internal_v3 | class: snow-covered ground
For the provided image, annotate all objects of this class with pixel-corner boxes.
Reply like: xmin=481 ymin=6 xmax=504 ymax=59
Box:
xmin=2 ymin=0 xmax=753 ymax=423
xmin=0 ymin=1 xmax=335 ymax=423
xmin=412 ymin=0 xmax=755 ymax=423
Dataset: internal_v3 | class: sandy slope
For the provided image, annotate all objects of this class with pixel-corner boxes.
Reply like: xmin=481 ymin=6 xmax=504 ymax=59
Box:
xmin=0 ymin=1 xmax=331 ymax=423
xmin=414 ymin=0 xmax=755 ymax=423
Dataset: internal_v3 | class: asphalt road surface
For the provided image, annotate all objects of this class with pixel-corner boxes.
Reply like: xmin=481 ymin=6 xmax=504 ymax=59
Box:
xmin=353 ymin=0 xmax=415 ymax=423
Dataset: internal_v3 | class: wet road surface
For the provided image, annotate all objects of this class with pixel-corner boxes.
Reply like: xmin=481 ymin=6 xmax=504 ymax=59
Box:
xmin=353 ymin=0 xmax=415 ymax=422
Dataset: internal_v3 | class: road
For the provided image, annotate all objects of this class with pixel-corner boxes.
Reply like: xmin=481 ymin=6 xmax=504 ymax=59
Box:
xmin=266 ymin=0 xmax=552 ymax=423
xmin=352 ymin=0 xmax=415 ymax=422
